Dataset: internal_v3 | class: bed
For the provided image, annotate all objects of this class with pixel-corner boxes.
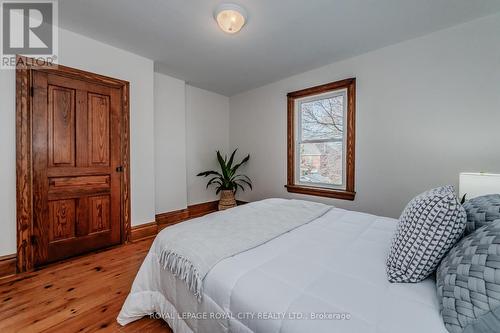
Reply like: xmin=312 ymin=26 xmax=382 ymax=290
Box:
xmin=118 ymin=199 xmax=448 ymax=333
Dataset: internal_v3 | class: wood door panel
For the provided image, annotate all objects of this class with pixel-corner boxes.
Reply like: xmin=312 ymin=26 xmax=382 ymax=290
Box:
xmin=47 ymin=189 xmax=110 ymax=201
xmin=47 ymin=167 xmax=113 ymax=177
xmin=88 ymin=93 xmax=110 ymax=166
xmin=48 ymin=85 xmax=76 ymax=167
xmin=48 ymin=175 xmax=111 ymax=199
xmin=31 ymin=70 xmax=123 ymax=267
xmin=49 ymin=175 xmax=111 ymax=190
xmin=89 ymin=195 xmax=111 ymax=234
xmin=48 ymin=199 xmax=76 ymax=242
xmin=47 ymin=231 xmax=113 ymax=263
xmin=16 ymin=57 xmax=131 ymax=272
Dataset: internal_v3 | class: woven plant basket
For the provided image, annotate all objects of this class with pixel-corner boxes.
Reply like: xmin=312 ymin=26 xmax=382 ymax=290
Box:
xmin=219 ymin=190 xmax=237 ymax=211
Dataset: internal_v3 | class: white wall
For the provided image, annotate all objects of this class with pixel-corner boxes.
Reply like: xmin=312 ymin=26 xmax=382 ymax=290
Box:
xmin=186 ymin=85 xmax=230 ymax=205
xmin=229 ymin=14 xmax=500 ymax=219
xmin=154 ymin=80 xmax=231 ymax=209
xmin=154 ymin=78 xmax=232 ymax=210
xmin=0 ymin=58 xmax=16 ymax=257
xmin=0 ymin=28 xmax=156 ymax=255
xmin=154 ymin=73 xmax=188 ymax=213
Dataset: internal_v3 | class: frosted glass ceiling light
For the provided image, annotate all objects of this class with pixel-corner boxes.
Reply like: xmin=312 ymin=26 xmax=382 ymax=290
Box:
xmin=214 ymin=3 xmax=247 ymax=34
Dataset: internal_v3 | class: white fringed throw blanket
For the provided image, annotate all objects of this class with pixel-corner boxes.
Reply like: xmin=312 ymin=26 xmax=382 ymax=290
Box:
xmin=158 ymin=198 xmax=332 ymax=300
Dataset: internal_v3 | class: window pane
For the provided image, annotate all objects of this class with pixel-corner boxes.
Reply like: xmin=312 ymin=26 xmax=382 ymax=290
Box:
xmin=299 ymin=142 xmax=343 ymax=186
xmin=301 ymin=95 xmax=344 ymax=141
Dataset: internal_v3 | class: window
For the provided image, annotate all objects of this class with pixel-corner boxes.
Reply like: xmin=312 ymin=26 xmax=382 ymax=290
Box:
xmin=286 ymin=78 xmax=356 ymax=200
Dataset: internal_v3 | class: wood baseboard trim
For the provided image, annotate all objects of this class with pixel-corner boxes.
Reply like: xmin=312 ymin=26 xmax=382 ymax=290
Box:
xmin=0 ymin=254 xmax=16 ymax=279
xmin=131 ymin=200 xmax=221 ymax=242
xmin=130 ymin=221 xmax=158 ymax=242
xmin=186 ymin=201 xmax=219 ymax=219
xmin=155 ymin=208 xmax=190 ymax=227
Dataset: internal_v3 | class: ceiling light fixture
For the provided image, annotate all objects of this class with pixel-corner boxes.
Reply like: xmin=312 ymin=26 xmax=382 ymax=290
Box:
xmin=214 ymin=3 xmax=247 ymax=34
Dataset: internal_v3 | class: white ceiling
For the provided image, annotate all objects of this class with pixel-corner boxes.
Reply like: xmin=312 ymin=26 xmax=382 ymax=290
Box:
xmin=59 ymin=0 xmax=500 ymax=96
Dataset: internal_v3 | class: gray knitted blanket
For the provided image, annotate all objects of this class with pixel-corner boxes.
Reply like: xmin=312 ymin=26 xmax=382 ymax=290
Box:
xmin=157 ymin=198 xmax=331 ymax=300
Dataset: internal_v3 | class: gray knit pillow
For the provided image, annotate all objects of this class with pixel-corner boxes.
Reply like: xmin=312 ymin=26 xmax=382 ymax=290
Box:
xmin=437 ymin=219 xmax=500 ymax=333
xmin=386 ymin=185 xmax=466 ymax=283
xmin=462 ymin=194 xmax=500 ymax=235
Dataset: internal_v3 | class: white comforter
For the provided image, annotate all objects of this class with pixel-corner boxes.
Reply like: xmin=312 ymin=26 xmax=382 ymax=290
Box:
xmin=156 ymin=199 xmax=331 ymax=299
xmin=118 ymin=205 xmax=447 ymax=333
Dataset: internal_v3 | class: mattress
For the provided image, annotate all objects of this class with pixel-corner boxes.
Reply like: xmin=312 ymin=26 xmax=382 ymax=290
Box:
xmin=118 ymin=206 xmax=448 ymax=333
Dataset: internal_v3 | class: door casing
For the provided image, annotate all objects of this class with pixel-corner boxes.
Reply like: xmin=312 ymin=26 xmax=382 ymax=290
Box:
xmin=15 ymin=55 xmax=131 ymax=272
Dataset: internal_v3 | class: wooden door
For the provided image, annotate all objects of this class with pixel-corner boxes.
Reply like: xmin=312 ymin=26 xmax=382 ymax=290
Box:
xmin=31 ymin=70 xmax=123 ymax=266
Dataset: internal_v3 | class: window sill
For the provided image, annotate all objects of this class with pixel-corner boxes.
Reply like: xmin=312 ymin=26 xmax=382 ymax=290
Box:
xmin=285 ymin=184 xmax=356 ymax=201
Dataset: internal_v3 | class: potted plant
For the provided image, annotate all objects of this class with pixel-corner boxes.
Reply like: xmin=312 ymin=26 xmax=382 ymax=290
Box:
xmin=197 ymin=149 xmax=252 ymax=210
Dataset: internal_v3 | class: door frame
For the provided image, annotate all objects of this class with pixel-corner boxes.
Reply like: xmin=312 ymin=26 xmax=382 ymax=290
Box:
xmin=15 ymin=55 xmax=131 ymax=272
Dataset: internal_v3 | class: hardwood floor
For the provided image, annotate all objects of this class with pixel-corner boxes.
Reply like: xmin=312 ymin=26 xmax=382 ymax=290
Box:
xmin=0 ymin=238 xmax=172 ymax=333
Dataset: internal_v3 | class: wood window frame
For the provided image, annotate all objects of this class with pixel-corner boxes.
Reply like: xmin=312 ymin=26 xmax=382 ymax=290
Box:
xmin=286 ymin=78 xmax=356 ymax=200
xmin=15 ymin=56 xmax=131 ymax=272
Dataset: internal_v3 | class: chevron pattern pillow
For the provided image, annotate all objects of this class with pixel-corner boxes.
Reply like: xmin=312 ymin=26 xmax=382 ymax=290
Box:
xmin=462 ymin=194 xmax=500 ymax=235
xmin=386 ymin=186 xmax=467 ymax=283
xmin=437 ymin=219 xmax=500 ymax=333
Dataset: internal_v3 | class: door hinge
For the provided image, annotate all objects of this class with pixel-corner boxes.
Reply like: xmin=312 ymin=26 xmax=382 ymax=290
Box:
xmin=116 ymin=166 xmax=124 ymax=172
xmin=30 ymin=235 xmax=36 ymax=244
xmin=30 ymin=86 xmax=34 ymax=97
